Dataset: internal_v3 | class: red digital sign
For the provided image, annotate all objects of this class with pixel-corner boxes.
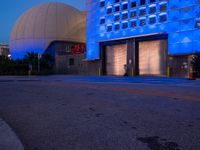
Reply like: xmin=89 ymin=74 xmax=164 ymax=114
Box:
xmin=71 ymin=44 xmax=86 ymax=55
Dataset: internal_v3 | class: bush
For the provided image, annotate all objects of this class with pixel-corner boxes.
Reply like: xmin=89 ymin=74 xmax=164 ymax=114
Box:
xmin=0 ymin=52 xmax=54 ymax=75
xmin=190 ymin=54 xmax=200 ymax=78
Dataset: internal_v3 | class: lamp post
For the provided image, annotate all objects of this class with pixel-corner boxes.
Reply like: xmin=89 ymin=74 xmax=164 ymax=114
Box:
xmin=38 ymin=54 xmax=41 ymax=73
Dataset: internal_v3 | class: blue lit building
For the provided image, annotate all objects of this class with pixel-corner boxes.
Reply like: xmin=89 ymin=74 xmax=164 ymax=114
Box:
xmin=86 ymin=0 xmax=200 ymax=77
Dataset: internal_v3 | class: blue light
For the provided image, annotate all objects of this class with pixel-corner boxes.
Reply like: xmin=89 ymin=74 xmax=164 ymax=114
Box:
xmin=86 ymin=0 xmax=200 ymax=59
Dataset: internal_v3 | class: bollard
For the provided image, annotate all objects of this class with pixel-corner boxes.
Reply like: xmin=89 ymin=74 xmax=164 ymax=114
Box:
xmin=132 ymin=67 xmax=134 ymax=77
xmin=167 ymin=66 xmax=170 ymax=77
xmin=99 ymin=67 xmax=101 ymax=76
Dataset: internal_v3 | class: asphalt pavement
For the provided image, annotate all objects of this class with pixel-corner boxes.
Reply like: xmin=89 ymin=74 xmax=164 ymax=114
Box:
xmin=0 ymin=75 xmax=200 ymax=150
xmin=0 ymin=118 xmax=24 ymax=150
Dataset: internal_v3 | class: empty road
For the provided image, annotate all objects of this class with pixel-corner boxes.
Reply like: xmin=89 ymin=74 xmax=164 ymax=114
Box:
xmin=0 ymin=76 xmax=200 ymax=150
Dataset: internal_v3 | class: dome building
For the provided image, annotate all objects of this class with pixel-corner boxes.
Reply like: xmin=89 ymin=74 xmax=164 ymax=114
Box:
xmin=10 ymin=2 xmax=86 ymax=74
xmin=10 ymin=2 xmax=86 ymax=59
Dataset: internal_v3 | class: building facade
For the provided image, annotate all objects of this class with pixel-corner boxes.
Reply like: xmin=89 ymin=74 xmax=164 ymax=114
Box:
xmin=45 ymin=41 xmax=87 ymax=74
xmin=0 ymin=44 xmax=10 ymax=58
xmin=86 ymin=0 xmax=200 ymax=77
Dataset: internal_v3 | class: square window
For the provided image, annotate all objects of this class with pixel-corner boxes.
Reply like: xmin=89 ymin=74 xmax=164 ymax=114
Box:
xmin=122 ymin=4 xmax=128 ymax=10
xmin=69 ymin=58 xmax=74 ymax=66
xmin=140 ymin=19 xmax=146 ymax=26
xmin=140 ymin=0 xmax=146 ymax=5
xmin=140 ymin=9 xmax=146 ymax=16
xmin=107 ymin=25 xmax=112 ymax=32
xmin=100 ymin=18 xmax=105 ymax=24
xmin=159 ymin=14 xmax=167 ymax=22
xmin=131 ymin=1 xmax=137 ymax=8
xmin=114 ymin=24 xmax=120 ymax=30
xmin=122 ymin=13 xmax=128 ymax=20
xmin=195 ymin=18 xmax=200 ymax=28
xmin=100 ymin=1 xmax=105 ymax=7
xmin=149 ymin=7 xmax=156 ymax=14
xmin=131 ymin=21 xmax=137 ymax=27
xmin=160 ymin=3 xmax=167 ymax=12
xmin=150 ymin=0 xmax=156 ymax=3
xmin=149 ymin=17 xmax=156 ymax=24
xmin=197 ymin=22 xmax=200 ymax=28
xmin=114 ymin=6 xmax=120 ymax=12
xmin=114 ymin=15 xmax=120 ymax=21
xmin=130 ymin=11 xmax=137 ymax=18
xmin=122 ymin=22 xmax=128 ymax=29
xmin=107 ymin=7 xmax=112 ymax=14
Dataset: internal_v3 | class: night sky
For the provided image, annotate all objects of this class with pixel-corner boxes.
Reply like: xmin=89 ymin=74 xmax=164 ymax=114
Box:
xmin=0 ymin=0 xmax=86 ymax=44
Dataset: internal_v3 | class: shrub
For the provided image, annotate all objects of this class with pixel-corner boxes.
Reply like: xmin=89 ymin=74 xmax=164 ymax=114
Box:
xmin=190 ymin=54 xmax=200 ymax=78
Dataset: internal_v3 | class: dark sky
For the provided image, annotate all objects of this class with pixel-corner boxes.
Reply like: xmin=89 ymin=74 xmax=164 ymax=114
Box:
xmin=0 ymin=0 xmax=86 ymax=44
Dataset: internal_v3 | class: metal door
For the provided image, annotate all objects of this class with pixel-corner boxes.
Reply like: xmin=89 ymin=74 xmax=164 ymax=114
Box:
xmin=139 ymin=40 xmax=167 ymax=76
xmin=106 ymin=44 xmax=127 ymax=76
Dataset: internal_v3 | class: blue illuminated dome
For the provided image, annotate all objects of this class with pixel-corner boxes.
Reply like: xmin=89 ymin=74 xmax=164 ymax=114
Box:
xmin=10 ymin=2 xmax=86 ymax=59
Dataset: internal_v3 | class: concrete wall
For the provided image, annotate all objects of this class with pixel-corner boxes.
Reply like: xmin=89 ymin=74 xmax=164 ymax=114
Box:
xmin=86 ymin=60 xmax=101 ymax=76
xmin=55 ymin=55 xmax=101 ymax=76
xmin=168 ymin=55 xmax=190 ymax=78
xmin=55 ymin=54 xmax=87 ymax=75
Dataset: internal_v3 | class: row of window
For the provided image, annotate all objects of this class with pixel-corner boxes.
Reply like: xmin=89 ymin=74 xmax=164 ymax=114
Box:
xmin=105 ymin=15 xmax=167 ymax=32
xmin=105 ymin=3 xmax=167 ymax=15
xmin=100 ymin=0 xmax=167 ymax=8
xmin=106 ymin=15 xmax=200 ymax=32
xmin=100 ymin=12 xmax=167 ymax=24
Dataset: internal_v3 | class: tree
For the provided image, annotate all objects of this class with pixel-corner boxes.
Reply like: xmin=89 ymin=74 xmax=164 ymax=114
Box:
xmin=40 ymin=54 xmax=54 ymax=70
xmin=23 ymin=52 xmax=39 ymax=73
xmin=24 ymin=52 xmax=54 ymax=74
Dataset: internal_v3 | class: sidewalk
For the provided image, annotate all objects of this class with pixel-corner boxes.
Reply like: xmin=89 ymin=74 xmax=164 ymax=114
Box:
xmin=0 ymin=118 xmax=24 ymax=150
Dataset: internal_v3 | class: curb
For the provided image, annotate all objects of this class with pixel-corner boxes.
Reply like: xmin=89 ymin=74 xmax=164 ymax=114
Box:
xmin=0 ymin=118 xmax=24 ymax=150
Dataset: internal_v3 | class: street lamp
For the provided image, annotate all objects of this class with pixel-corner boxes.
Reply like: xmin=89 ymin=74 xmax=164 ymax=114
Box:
xmin=8 ymin=54 xmax=11 ymax=59
xmin=38 ymin=54 xmax=42 ymax=73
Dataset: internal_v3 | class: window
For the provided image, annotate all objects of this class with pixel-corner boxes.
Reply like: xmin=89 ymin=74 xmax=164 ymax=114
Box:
xmin=160 ymin=3 xmax=167 ymax=12
xmin=122 ymin=3 xmax=128 ymax=10
xmin=149 ymin=7 xmax=156 ymax=14
xmin=100 ymin=18 xmax=105 ymax=24
xmin=159 ymin=14 xmax=167 ymax=22
xmin=140 ymin=19 xmax=146 ymax=26
xmin=130 ymin=11 xmax=137 ymax=18
xmin=122 ymin=22 xmax=128 ymax=29
xmin=107 ymin=7 xmax=112 ymax=14
xmin=196 ymin=18 xmax=200 ymax=28
xmin=131 ymin=1 xmax=137 ymax=8
xmin=140 ymin=9 xmax=146 ymax=16
xmin=140 ymin=0 xmax=146 ymax=6
xmin=122 ymin=13 xmax=128 ymax=20
xmin=100 ymin=1 xmax=105 ymax=7
xmin=114 ymin=15 xmax=120 ymax=21
xmin=69 ymin=58 xmax=74 ymax=66
xmin=114 ymin=6 xmax=120 ymax=12
xmin=149 ymin=17 xmax=156 ymax=24
xmin=131 ymin=21 xmax=137 ymax=28
xmin=114 ymin=24 xmax=120 ymax=30
xmin=107 ymin=25 xmax=112 ymax=32
xmin=114 ymin=0 xmax=120 ymax=3
xmin=150 ymin=0 xmax=156 ymax=3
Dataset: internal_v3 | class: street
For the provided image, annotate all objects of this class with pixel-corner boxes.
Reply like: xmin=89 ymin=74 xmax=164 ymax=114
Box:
xmin=0 ymin=76 xmax=200 ymax=150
